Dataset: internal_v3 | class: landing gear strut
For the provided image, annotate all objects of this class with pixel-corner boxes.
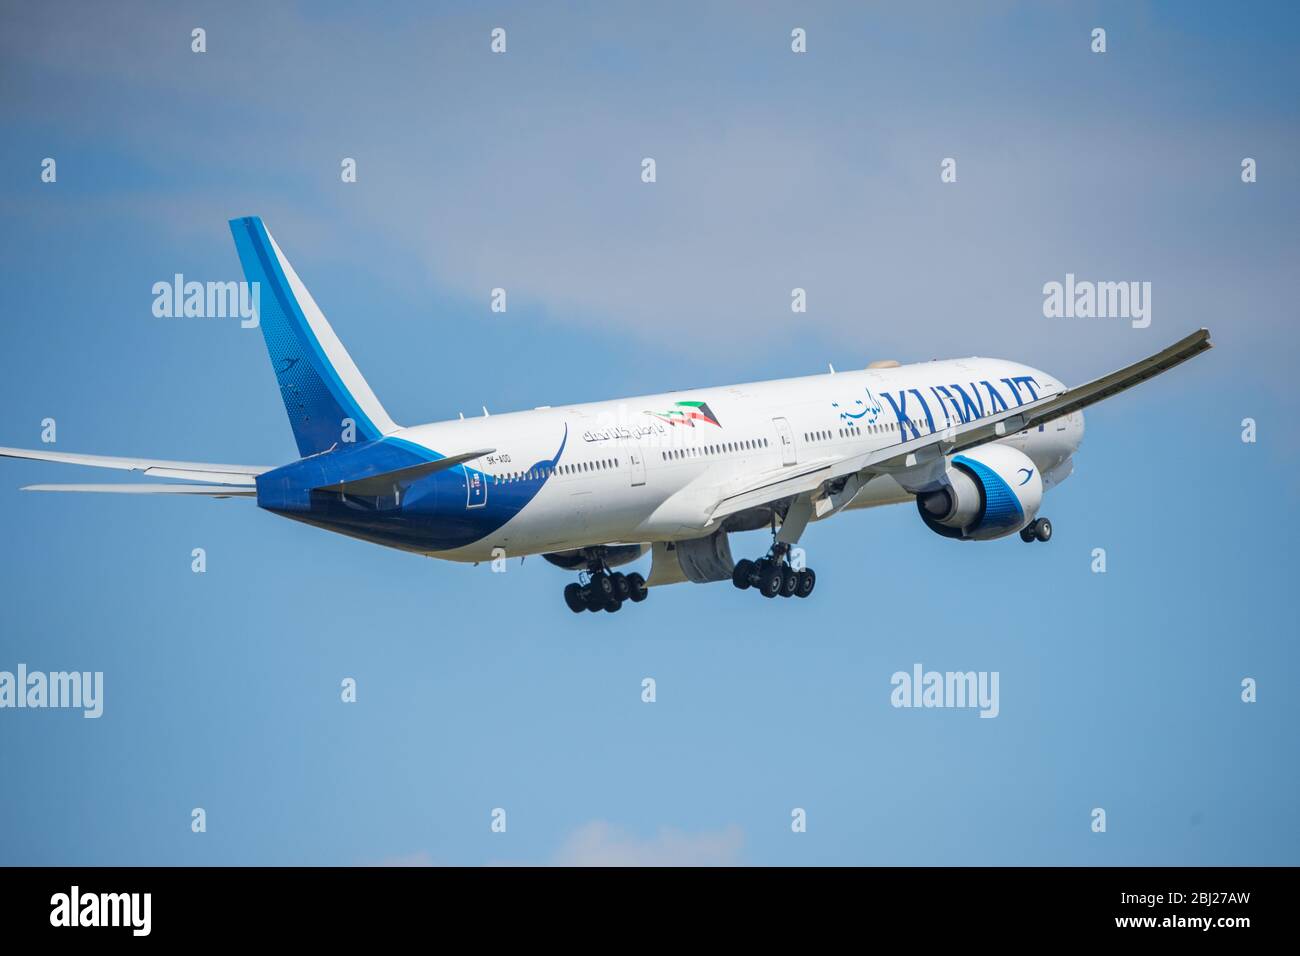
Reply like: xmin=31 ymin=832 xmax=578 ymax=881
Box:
xmin=563 ymin=554 xmax=648 ymax=614
xmin=1019 ymin=517 xmax=1053 ymax=543
xmin=731 ymin=541 xmax=816 ymax=600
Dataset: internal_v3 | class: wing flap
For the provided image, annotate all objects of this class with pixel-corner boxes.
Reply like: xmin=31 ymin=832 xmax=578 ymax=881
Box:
xmin=709 ymin=457 xmax=841 ymax=521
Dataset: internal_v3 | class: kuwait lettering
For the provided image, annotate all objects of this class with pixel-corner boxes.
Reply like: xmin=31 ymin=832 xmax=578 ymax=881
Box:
xmin=879 ymin=377 xmax=1039 ymax=439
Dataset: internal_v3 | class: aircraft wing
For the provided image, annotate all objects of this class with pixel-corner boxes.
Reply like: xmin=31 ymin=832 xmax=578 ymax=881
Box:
xmin=0 ymin=446 xmax=270 ymax=486
xmin=942 ymin=326 xmax=1212 ymax=455
xmin=710 ymin=328 xmax=1212 ymax=522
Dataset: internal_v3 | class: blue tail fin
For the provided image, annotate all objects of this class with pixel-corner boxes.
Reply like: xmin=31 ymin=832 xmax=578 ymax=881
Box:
xmin=229 ymin=217 xmax=399 ymax=457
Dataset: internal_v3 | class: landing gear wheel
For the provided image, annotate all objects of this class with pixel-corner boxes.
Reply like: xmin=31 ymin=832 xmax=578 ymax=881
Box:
xmin=626 ymin=572 xmax=648 ymax=603
xmin=795 ymin=568 xmax=816 ymax=598
xmin=1033 ymin=517 xmax=1052 ymax=542
xmin=589 ymin=572 xmax=614 ymax=600
xmin=758 ymin=564 xmax=783 ymax=598
xmin=732 ymin=558 xmax=755 ymax=590
xmin=1020 ymin=526 xmax=1036 ymax=543
xmin=780 ymin=565 xmax=798 ymax=598
xmin=603 ymin=597 xmax=623 ymax=613
xmin=610 ymin=572 xmax=630 ymax=600
xmin=563 ymin=582 xmax=586 ymax=613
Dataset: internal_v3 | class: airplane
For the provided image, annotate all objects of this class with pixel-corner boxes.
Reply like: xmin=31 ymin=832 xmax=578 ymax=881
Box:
xmin=1 ymin=217 xmax=1212 ymax=613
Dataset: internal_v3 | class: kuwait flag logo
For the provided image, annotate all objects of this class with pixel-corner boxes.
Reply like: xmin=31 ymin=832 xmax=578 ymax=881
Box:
xmin=646 ymin=400 xmax=722 ymax=428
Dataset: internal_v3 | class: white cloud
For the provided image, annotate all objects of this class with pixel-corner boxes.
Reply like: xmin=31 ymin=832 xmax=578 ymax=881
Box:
xmin=373 ymin=822 xmax=746 ymax=868
xmin=370 ymin=850 xmax=436 ymax=867
xmin=549 ymin=820 xmax=744 ymax=867
xmin=5 ymin=1 xmax=1292 ymax=380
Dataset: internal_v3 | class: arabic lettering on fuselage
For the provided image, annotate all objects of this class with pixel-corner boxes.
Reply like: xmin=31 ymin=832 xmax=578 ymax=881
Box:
xmin=582 ymin=422 xmax=667 ymax=444
xmin=833 ymin=388 xmax=885 ymax=424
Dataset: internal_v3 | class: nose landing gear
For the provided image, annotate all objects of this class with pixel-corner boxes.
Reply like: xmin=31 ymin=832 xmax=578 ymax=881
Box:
xmin=731 ymin=543 xmax=816 ymax=600
xmin=1019 ymin=517 xmax=1053 ymax=543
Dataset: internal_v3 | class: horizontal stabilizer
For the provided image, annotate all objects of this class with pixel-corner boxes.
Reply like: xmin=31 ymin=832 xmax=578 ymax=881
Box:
xmin=0 ymin=446 xmax=269 ymax=486
xmin=22 ymin=483 xmax=256 ymax=497
xmin=314 ymin=448 xmax=495 ymax=495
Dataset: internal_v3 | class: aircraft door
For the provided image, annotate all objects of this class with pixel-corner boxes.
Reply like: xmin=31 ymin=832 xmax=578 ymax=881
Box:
xmin=628 ymin=447 xmax=647 ymax=487
xmin=772 ymin=417 xmax=797 ymax=466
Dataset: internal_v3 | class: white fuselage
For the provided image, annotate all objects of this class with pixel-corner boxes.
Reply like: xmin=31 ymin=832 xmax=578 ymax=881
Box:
xmin=394 ymin=356 xmax=1085 ymax=562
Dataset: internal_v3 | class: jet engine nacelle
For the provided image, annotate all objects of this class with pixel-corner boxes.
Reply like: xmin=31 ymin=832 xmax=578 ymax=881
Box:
xmin=915 ymin=444 xmax=1043 ymax=541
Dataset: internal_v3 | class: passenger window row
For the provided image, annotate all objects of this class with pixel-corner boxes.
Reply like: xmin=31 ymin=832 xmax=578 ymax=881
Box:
xmin=809 ymin=425 xmax=866 ymax=442
xmin=808 ymin=421 xmax=932 ymax=442
xmin=808 ymin=407 xmax=1009 ymax=446
xmin=661 ymin=437 xmax=768 ymax=462
xmin=495 ymin=458 xmax=619 ymax=484
xmin=487 ymin=408 xmax=1008 ymax=486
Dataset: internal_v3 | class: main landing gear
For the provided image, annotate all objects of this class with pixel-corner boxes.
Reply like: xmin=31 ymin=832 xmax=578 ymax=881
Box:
xmin=1019 ymin=517 xmax=1053 ymax=543
xmin=563 ymin=564 xmax=649 ymax=614
xmin=731 ymin=542 xmax=816 ymax=600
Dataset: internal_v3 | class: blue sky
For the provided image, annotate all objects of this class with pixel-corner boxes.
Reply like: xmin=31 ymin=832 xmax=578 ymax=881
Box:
xmin=0 ymin=1 xmax=1296 ymax=865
